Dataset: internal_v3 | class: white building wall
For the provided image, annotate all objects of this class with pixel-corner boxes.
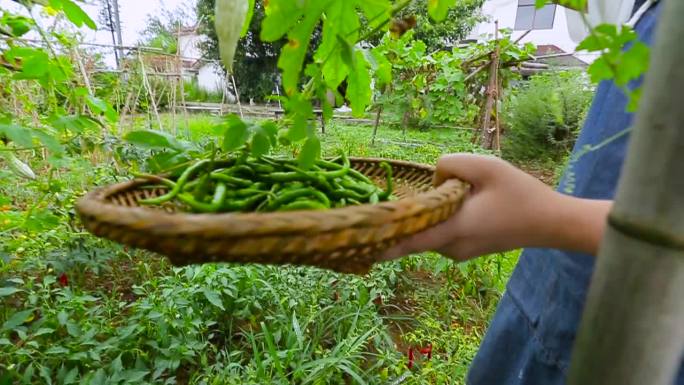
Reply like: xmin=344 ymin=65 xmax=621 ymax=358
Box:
xmin=197 ymin=62 xmax=225 ymax=93
xmin=469 ymin=0 xmax=597 ymax=63
xmin=178 ymin=32 xmax=227 ymax=93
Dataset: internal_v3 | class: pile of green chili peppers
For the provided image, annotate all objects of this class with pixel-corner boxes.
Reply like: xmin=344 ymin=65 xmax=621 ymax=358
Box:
xmin=133 ymin=153 xmax=393 ymax=213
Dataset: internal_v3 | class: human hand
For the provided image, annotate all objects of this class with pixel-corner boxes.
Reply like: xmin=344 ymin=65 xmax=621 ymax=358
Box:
xmin=382 ymin=154 xmax=611 ymax=261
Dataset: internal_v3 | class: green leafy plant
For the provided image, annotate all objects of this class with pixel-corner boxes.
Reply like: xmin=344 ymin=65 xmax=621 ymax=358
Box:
xmin=205 ymin=0 xmax=462 ymax=167
xmin=502 ymin=70 xmax=594 ymax=161
xmin=372 ymin=29 xmax=534 ymax=130
xmin=0 ymin=1 xmax=119 ymax=179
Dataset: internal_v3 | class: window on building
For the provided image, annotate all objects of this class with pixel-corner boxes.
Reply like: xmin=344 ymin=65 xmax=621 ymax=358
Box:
xmin=514 ymin=0 xmax=556 ymax=30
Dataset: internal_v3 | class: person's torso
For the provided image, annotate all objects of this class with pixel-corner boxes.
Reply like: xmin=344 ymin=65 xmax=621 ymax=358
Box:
xmin=505 ymin=1 xmax=661 ymax=370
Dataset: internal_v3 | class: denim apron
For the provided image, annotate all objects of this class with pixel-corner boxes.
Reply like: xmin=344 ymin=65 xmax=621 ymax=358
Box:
xmin=467 ymin=2 xmax=684 ymax=384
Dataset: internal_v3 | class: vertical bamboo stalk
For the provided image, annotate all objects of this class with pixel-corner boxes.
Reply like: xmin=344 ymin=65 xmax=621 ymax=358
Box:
xmin=479 ymin=21 xmax=500 ymax=150
xmin=371 ymin=106 xmax=383 ymax=145
xmin=138 ymin=52 xmax=163 ymax=130
xmin=568 ymin=1 xmax=684 ymax=384
xmin=176 ymin=24 xmax=190 ymax=138
xmin=231 ymin=74 xmax=244 ymax=118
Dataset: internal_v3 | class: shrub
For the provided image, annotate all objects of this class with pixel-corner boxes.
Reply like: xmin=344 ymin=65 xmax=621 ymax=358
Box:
xmin=502 ymin=70 xmax=594 ymax=161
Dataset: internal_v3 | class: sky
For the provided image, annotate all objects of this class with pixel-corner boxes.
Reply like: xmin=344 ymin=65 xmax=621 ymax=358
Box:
xmin=1 ymin=0 xmax=196 ymax=66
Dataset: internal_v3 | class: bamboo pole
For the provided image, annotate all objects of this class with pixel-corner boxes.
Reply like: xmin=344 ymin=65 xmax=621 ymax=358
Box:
xmin=479 ymin=21 xmax=500 ymax=149
xmin=568 ymin=1 xmax=684 ymax=384
xmin=137 ymin=52 xmax=163 ymax=131
xmin=371 ymin=106 xmax=383 ymax=145
xmin=231 ymin=74 xmax=244 ymax=118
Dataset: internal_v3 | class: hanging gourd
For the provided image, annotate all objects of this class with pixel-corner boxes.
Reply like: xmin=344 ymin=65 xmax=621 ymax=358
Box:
xmin=214 ymin=0 xmax=253 ymax=73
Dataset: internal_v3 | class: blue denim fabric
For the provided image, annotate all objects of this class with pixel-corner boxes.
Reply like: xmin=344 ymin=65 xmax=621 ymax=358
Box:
xmin=467 ymin=3 xmax=684 ymax=384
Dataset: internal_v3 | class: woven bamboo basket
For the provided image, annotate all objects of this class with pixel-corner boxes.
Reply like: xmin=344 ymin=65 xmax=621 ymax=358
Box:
xmin=76 ymin=158 xmax=468 ymax=274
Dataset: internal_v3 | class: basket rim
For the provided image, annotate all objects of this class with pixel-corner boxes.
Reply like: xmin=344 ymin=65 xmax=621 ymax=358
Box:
xmin=76 ymin=157 xmax=468 ymax=239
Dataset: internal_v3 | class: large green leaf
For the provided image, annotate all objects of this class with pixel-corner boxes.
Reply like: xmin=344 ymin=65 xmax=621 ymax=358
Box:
xmin=2 ymin=14 xmax=34 ymax=37
xmin=222 ymin=115 xmax=249 ymax=151
xmin=260 ymin=0 xmax=303 ymax=42
xmin=615 ymin=41 xmax=649 ymax=86
xmin=124 ymin=130 xmax=184 ymax=151
xmin=85 ymin=96 xmax=118 ymax=123
xmin=285 ymin=94 xmax=313 ymax=141
xmin=347 ymin=51 xmax=372 ymax=117
xmin=0 ymin=123 xmax=33 ymax=148
xmin=427 ymin=0 xmax=456 ymax=22
xmin=33 ymin=130 xmax=64 ymax=155
xmin=241 ymin=0 xmax=255 ymax=37
xmin=49 ymin=0 xmax=96 ymax=29
xmin=250 ymin=129 xmax=271 ymax=157
xmin=2 ymin=309 xmax=33 ymax=330
xmin=0 ymin=287 xmax=21 ymax=297
xmin=278 ymin=1 xmax=331 ymax=96
xmin=359 ymin=0 xmax=391 ymax=29
xmin=369 ymin=49 xmax=392 ymax=87
xmin=316 ymin=1 xmax=359 ymax=61
xmin=0 ymin=123 xmax=33 ymax=147
xmin=322 ymin=48 xmax=350 ymax=89
xmin=202 ymin=288 xmax=225 ymax=310
xmin=19 ymin=50 xmax=50 ymax=79
xmin=50 ymin=115 xmax=100 ymax=134
xmin=297 ymin=136 xmax=320 ymax=170
xmin=61 ymin=0 xmax=96 ymax=29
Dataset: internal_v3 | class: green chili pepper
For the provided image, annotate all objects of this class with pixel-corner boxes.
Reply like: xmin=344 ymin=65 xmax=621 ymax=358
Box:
xmin=378 ymin=162 xmax=393 ymax=200
xmin=340 ymin=178 xmax=377 ymax=195
xmin=140 ymin=159 xmax=209 ymax=205
xmin=282 ymin=165 xmax=334 ymax=191
xmin=317 ymin=159 xmax=374 ymax=185
xmin=221 ymin=192 xmax=268 ymax=212
xmin=278 ymin=200 xmax=328 ymax=211
xmin=267 ymin=188 xmax=330 ymax=211
xmin=218 ymin=165 xmax=254 ymax=177
xmin=177 ymin=182 xmax=227 ymax=212
xmin=132 ymin=172 xmax=175 ymax=188
xmin=195 ymin=145 xmax=218 ymax=201
xmin=233 ymin=187 xmax=269 ymax=198
xmin=246 ymin=161 xmax=275 ymax=174
xmin=209 ymin=172 xmax=252 ymax=187
xmin=330 ymin=189 xmax=370 ymax=202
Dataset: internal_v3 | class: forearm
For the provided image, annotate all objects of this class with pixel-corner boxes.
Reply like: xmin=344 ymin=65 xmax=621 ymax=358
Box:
xmin=537 ymin=194 xmax=612 ymax=255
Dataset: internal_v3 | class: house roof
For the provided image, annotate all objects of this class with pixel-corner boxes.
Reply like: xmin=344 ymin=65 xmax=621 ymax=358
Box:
xmin=533 ymin=44 xmax=587 ymax=67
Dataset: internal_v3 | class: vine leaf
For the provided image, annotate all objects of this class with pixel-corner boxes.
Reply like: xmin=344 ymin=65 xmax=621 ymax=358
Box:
xmin=359 ymin=0 xmax=391 ymax=29
xmin=297 ymin=136 xmax=320 ymax=170
xmin=369 ymin=48 xmax=392 ymax=87
xmin=427 ymin=0 xmax=456 ymax=22
xmin=222 ymin=115 xmax=249 ymax=151
xmin=322 ymin=48 xmax=350 ymax=90
xmin=49 ymin=0 xmax=96 ymax=30
xmin=260 ymin=0 xmax=304 ymax=42
xmin=241 ymin=0 xmax=255 ymax=37
xmin=0 ymin=123 xmax=33 ymax=148
xmin=250 ymin=131 xmax=270 ymax=157
xmin=347 ymin=50 xmax=372 ymax=117
xmin=316 ymin=1 xmax=359 ymax=61
xmin=125 ymin=130 xmax=186 ymax=151
xmin=278 ymin=2 xmax=330 ymax=96
xmin=535 ymin=0 xmax=587 ymax=10
xmin=284 ymin=94 xmax=313 ymax=142
xmin=85 ymin=96 xmax=118 ymax=123
xmin=615 ymin=41 xmax=649 ymax=86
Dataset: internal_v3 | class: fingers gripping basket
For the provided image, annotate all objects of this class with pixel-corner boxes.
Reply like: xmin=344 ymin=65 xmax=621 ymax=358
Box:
xmin=76 ymin=158 xmax=468 ymax=274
